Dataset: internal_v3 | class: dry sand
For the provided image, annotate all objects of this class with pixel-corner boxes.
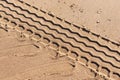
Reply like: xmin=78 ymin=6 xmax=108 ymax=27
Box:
xmin=24 ymin=0 xmax=120 ymax=44
xmin=0 ymin=0 xmax=120 ymax=80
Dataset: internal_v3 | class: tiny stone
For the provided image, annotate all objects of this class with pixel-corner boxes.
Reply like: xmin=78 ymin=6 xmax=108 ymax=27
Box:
xmin=96 ymin=20 xmax=100 ymax=24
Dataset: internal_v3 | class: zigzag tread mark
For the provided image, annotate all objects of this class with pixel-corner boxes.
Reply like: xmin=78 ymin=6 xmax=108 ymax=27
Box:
xmin=0 ymin=10 xmax=120 ymax=71
xmin=1 ymin=0 xmax=120 ymax=55
xmin=0 ymin=1 xmax=119 ymax=63
xmin=0 ymin=13 xmax=119 ymax=79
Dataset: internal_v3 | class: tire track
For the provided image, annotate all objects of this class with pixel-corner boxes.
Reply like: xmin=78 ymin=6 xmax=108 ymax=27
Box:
xmin=0 ymin=1 xmax=119 ymax=68
xmin=0 ymin=1 xmax=119 ymax=63
xmin=0 ymin=13 xmax=119 ymax=79
xmin=2 ymin=0 xmax=120 ymax=55
xmin=0 ymin=1 xmax=120 ymax=80
xmin=0 ymin=9 xmax=120 ymax=74
xmin=0 ymin=14 xmax=119 ymax=80
xmin=0 ymin=1 xmax=120 ymax=69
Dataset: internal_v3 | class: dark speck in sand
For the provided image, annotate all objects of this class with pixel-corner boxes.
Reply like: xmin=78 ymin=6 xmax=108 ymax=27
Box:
xmin=70 ymin=4 xmax=75 ymax=8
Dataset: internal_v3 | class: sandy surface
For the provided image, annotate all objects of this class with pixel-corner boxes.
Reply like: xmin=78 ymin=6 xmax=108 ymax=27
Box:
xmin=0 ymin=0 xmax=120 ymax=80
xmin=0 ymin=28 xmax=99 ymax=80
xmin=24 ymin=0 xmax=120 ymax=44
